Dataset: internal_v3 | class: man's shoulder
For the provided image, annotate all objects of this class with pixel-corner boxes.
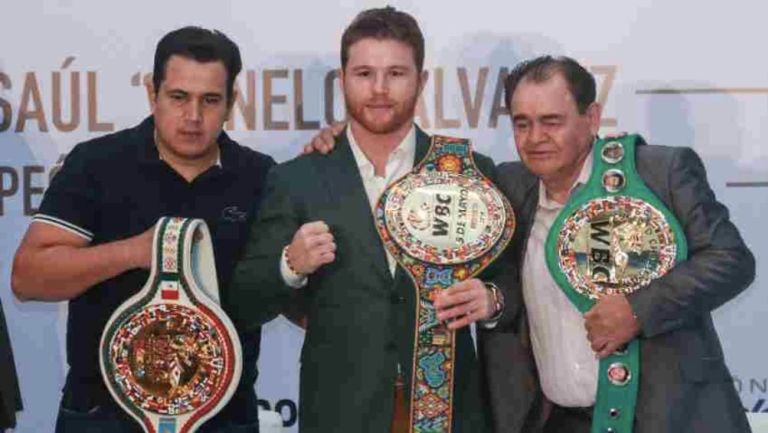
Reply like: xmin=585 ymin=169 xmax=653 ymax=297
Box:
xmin=222 ymin=138 xmax=276 ymax=174
xmin=636 ymin=142 xmax=683 ymax=159
xmin=496 ymin=160 xmax=534 ymax=182
xmin=635 ymin=142 xmax=699 ymax=174
xmin=255 ymin=154 xmax=329 ymax=202
xmin=276 ymin=151 xmax=327 ymax=172
xmin=66 ymin=123 xmax=145 ymax=166
xmin=494 ymin=160 xmax=537 ymax=205
xmin=471 ymin=150 xmax=495 ymax=169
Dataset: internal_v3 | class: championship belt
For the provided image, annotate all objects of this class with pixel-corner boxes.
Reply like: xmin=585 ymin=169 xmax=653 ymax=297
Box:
xmin=100 ymin=217 xmax=242 ymax=433
xmin=375 ymin=135 xmax=515 ymax=433
xmin=545 ymin=135 xmax=688 ymax=433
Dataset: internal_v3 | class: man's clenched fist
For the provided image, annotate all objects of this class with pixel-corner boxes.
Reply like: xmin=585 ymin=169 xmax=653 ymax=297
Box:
xmin=286 ymin=221 xmax=336 ymax=275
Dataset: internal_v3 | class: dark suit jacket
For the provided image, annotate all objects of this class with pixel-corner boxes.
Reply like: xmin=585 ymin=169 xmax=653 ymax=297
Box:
xmin=231 ymin=127 xmax=494 ymax=433
xmin=0 ymin=300 xmax=22 ymax=429
xmin=480 ymin=143 xmax=755 ymax=433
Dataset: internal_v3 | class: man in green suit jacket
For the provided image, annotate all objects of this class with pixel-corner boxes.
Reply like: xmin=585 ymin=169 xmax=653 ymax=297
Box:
xmin=229 ymin=7 xmax=499 ymax=433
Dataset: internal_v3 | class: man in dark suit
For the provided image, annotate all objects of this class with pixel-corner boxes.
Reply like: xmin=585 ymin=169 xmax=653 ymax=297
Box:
xmin=0 ymin=301 xmax=21 ymax=431
xmin=481 ymin=55 xmax=755 ymax=433
xmin=230 ymin=7 xmax=499 ymax=433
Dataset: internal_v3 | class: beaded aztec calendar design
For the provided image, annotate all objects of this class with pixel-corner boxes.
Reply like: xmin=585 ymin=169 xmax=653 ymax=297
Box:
xmin=376 ymin=136 xmax=515 ymax=433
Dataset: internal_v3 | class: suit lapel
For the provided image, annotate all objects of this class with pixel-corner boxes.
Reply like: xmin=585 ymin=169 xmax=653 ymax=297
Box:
xmin=519 ymin=183 xmax=539 ymax=258
xmin=319 ymin=129 xmax=393 ymax=285
xmin=325 ymin=125 xmax=431 ymax=289
xmin=510 ymin=167 xmax=540 ymax=268
xmin=414 ymin=126 xmax=431 ymax=166
xmin=392 ymin=127 xmax=431 ymax=288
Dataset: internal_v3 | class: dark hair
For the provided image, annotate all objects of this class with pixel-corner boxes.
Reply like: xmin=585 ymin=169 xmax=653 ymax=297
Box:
xmin=504 ymin=55 xmax=596 ymax=114
xmin=153 ymin=26 xmax=242 ymax=104
xmin=341 ymin=6 xmax=425 ymax=71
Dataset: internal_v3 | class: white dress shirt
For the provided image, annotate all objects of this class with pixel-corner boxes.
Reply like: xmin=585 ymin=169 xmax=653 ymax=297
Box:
xmin=522 ymin=153 xmax=598 ymax=408
xmin=281 ymin=126 xmax=417 ymax=286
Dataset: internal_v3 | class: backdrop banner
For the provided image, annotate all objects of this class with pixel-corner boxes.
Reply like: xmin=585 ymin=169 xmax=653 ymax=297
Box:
xmin=1 ymin=1 xmax=765 ymax=431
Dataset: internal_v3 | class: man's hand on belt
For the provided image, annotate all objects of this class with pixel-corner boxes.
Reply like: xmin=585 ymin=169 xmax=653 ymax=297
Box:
xmin=434 ymin=278 xmax=497 ymax=330
xmin=584 ymin=293 xmax=640 ymax=358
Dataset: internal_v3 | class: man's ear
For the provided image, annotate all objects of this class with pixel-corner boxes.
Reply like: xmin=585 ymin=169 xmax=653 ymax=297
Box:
xmin=586 ymin=102 xmax=603 ymax=136
xmin=149 ymin=81 xmax=158 ymax=115
xmin=418 ymin=69 xmax=429 ymax=95
xmin=225 ymin=87 xmax=239 ymax=120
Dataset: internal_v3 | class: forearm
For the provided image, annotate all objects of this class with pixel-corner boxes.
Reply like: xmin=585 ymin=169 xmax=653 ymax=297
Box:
xmin=629 ymin=241 xmax=755 ymax=337
xmin=628 ymin=147 xmax=756 ymax=337
xmin=12 ymin=238 xmax=141 ymax=301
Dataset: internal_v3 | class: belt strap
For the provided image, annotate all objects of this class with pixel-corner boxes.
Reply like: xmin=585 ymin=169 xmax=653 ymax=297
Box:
xmin=545 ymin=135 xmax=688 ymax=433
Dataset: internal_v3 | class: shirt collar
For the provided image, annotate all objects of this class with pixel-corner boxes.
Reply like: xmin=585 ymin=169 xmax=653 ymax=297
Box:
xmin=346 ymin=124 xmax=416 ymax=174
xmin=538 ymin=149 xmax=594 ymax=210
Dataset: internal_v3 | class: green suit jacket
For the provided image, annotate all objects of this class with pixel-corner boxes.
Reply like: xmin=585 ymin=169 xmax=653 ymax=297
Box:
xmin=230 ymin=126 xmax=493 ymax=433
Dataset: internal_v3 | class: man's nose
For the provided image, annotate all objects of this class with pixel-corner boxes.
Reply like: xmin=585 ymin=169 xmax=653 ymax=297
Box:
xmin=184 ymin=99 xmax=203 ymax=122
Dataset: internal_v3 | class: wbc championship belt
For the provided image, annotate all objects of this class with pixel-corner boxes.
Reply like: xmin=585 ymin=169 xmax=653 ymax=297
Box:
xmin=375 ymin=135 xmax=515 ymax=433
xmin=545 ymin=135 xmax=688 ymax=433
xmin=100 ymin=217 xmax=242 ymax=433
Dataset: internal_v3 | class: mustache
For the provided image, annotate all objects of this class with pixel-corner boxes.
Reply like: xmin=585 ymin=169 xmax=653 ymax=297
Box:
xmin=364 ymin=99 xmax=397 ymax=106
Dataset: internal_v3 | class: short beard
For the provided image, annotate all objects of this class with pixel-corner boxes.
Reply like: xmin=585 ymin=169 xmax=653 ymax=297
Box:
xmin=344 ymin=91 xmax=419 ymax=135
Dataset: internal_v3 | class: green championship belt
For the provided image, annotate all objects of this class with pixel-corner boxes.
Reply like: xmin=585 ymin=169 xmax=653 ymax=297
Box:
xmin=545 ymin=135 xmax=688 ymax=433
xmin=375 ymin=135 xmax=515 ymax=433
xmin=100 ymin=217 xmax=242 ymax=433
